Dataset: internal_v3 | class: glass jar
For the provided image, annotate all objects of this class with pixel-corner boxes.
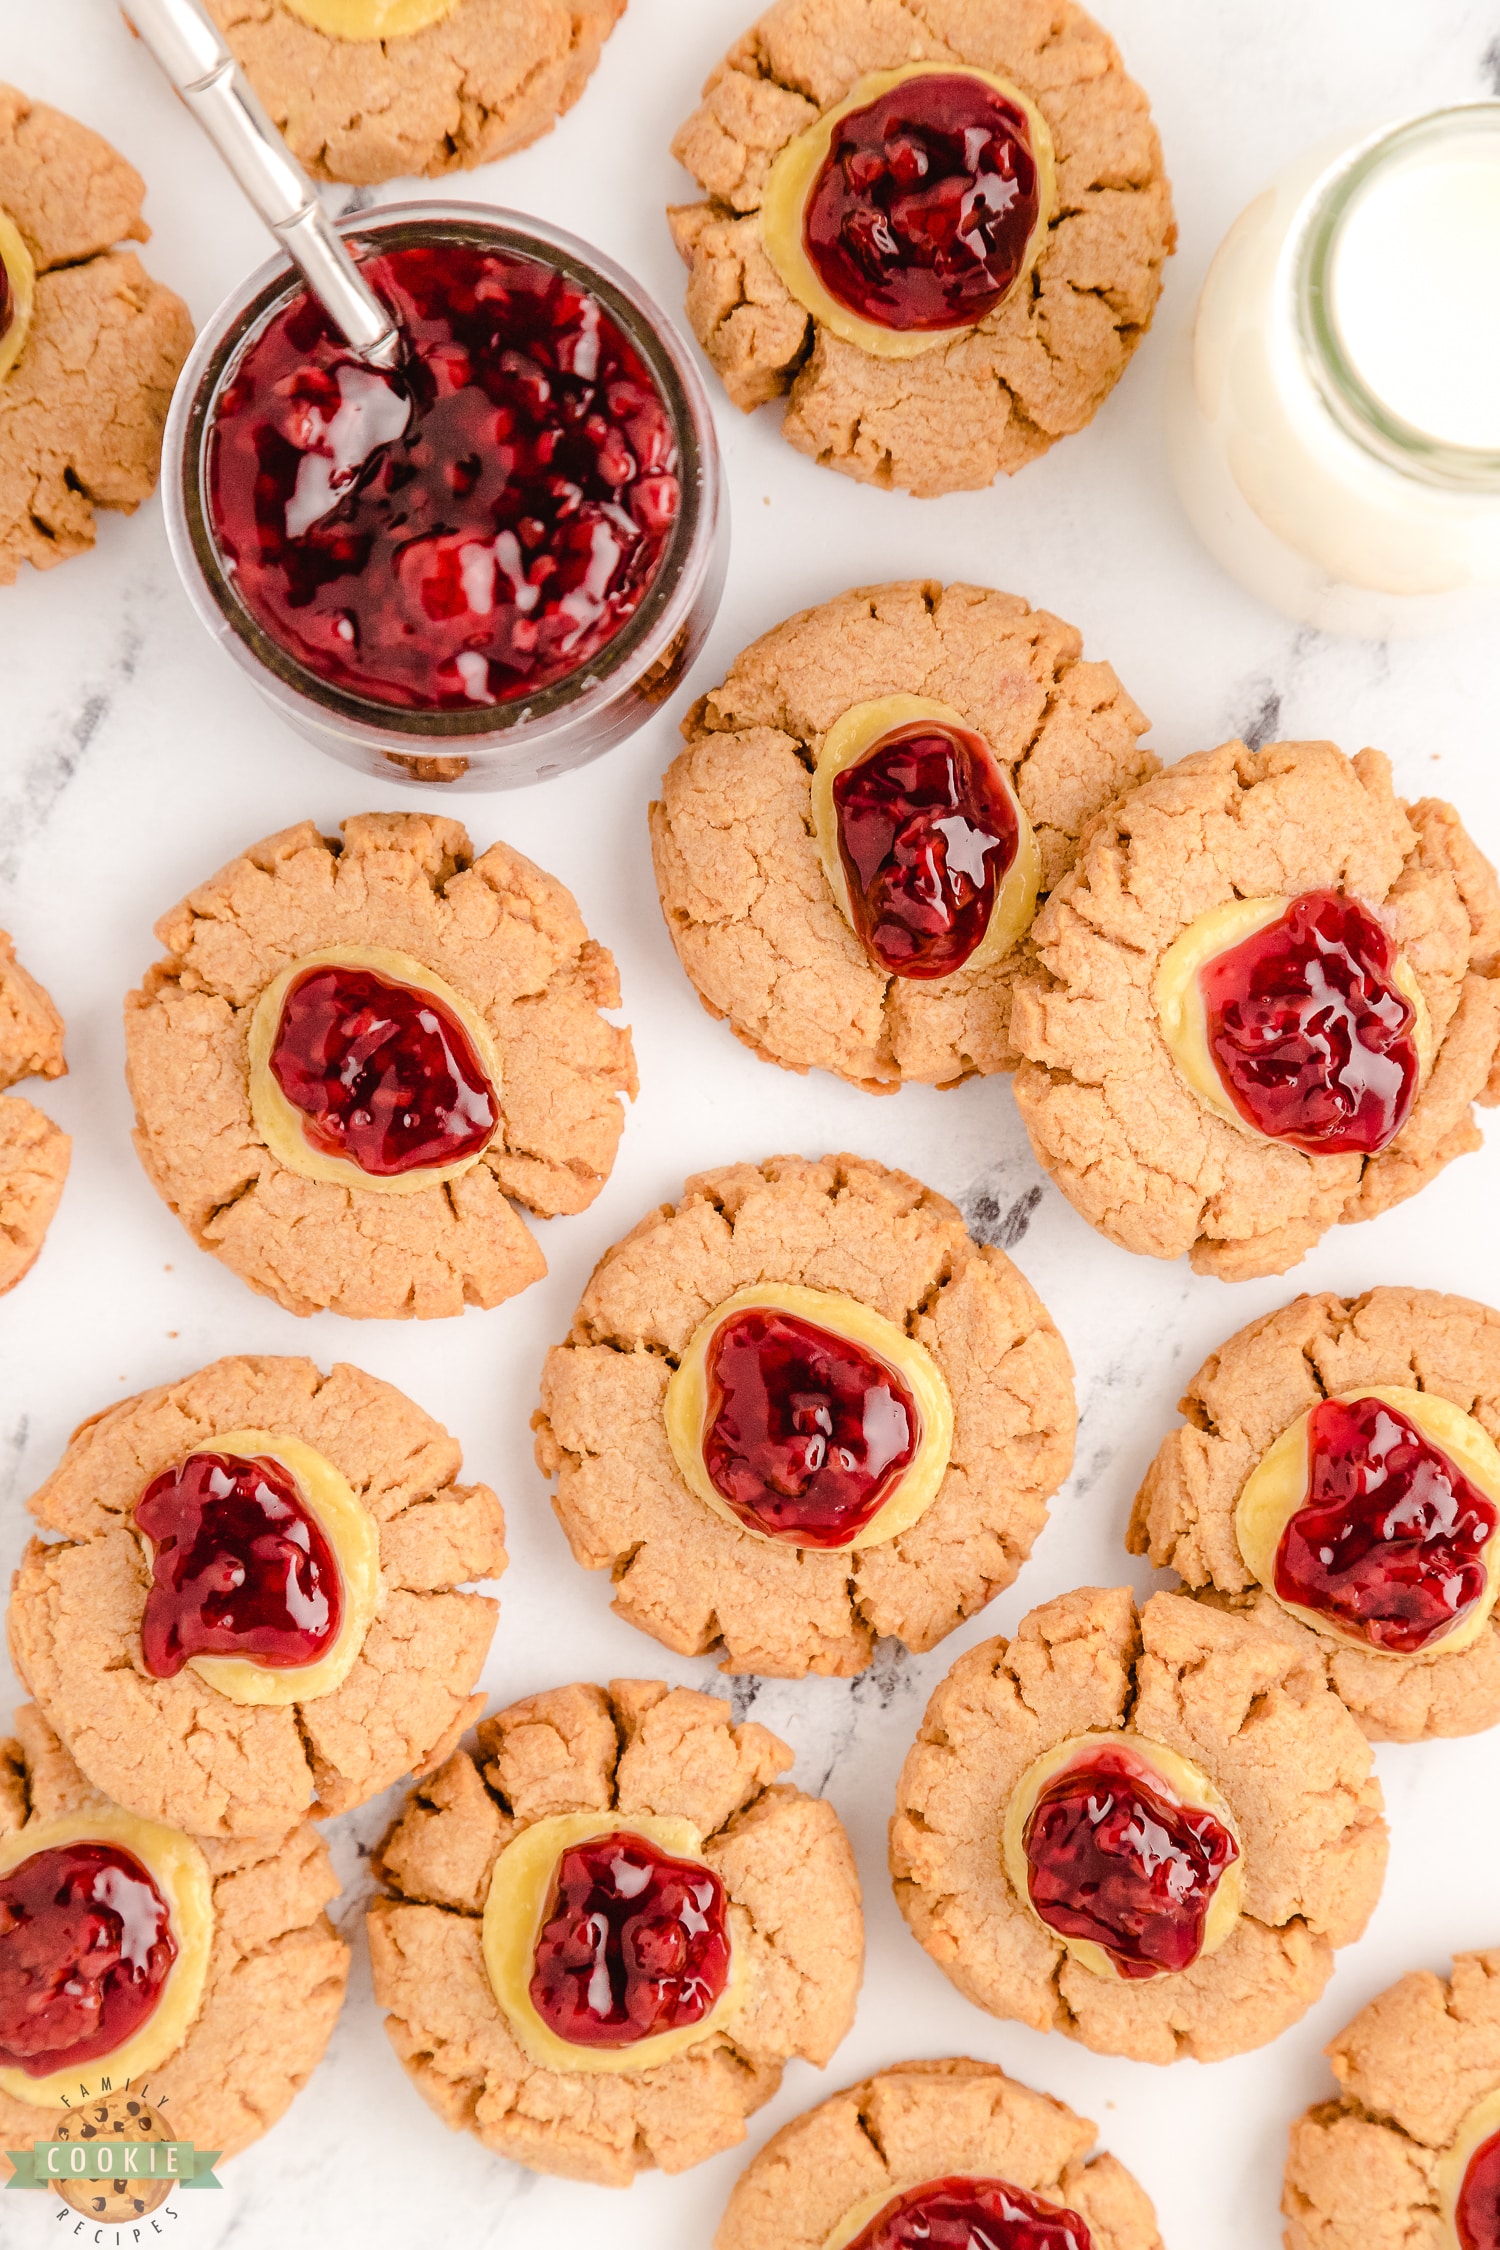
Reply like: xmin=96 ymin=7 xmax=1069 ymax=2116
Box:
xmin=164 ymin=201 xmax=728 ymax=788
xmin=1168 ymin=103 xmax=1500 ymax=637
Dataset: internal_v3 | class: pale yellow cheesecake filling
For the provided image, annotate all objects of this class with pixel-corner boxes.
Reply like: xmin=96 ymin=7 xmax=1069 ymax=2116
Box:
xmin=136 ymin=1427 xmax=382 ymax=1707
xmin=1001 ymin=1729 xmax=1244 ymax=1981
xmin=481 ymin=1811 xmax=747 ymax=2075
xmin=664 ymin=1281 xmax=954 ymax=1551
xmin=0 ymin=1809 xmax=213 ymax=2108
xmin=761 ymin=62 xmax=1056 ymax=361
xmin=811 ymin=695 xmax=1042 ymax=977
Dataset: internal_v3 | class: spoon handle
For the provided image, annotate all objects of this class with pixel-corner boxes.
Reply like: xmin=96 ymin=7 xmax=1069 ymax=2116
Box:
xmin=121 ymin=0 xmax=402 ymax=367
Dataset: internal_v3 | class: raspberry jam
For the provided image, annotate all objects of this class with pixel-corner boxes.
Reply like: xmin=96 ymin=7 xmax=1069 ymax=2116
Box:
xmin=528 ymin=1830 xmax=731 ymax=2049
xmin=207 ymin=242 xmax=680 ymax=710
xmin=1198 ymin=891 xmax=1420 ymax=1154
xmin=1457 ymin=2130 xmax=1500 ymax=2250
xmin=0 ymin=1843 xmax=176 ymax=2076
xmin=803 ymin=72 xmax=1044 ymax=333
xmin=135 ymin=1451 xmax=343 ymax=1678
xmin=844 ymin=2177 xmax=1094 ymax=2250
xmin=1274 ymin=1395 xmax=1498 ymax=1653
xmin=1021 ymin=1747 xmax=1239 ymax=1979
xmin=700 ymin=1308 xmax=920 ymax=1546
xmin=0 ymin=260 xmax=11 ymax=344
xmin=833 ymin=722 xmax=1022 ymax=978
xmin=268 ymin=962 xmax=498 ymax=1177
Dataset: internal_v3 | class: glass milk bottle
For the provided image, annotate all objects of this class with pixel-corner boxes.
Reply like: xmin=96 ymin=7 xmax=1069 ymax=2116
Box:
xmin=1169 ymin=102 xmax=1500 ymax=637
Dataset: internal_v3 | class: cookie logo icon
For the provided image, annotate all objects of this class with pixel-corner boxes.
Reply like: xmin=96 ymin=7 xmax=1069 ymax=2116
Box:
xmin=4 ymin=2083 xmax=221 ymax=2208
xmin=50 ymin=2093 xmax=173 ymax=2220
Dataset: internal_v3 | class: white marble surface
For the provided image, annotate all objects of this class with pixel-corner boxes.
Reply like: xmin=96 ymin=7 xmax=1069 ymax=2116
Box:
xmin=4 ymin=1 xmax=1500 ymax=2244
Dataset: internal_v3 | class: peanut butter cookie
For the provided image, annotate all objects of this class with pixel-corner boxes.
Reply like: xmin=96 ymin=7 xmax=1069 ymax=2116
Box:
xmin=669 ymin=0 xmax=1174 ymax=496
xmin=1132 ymin=1288 xmax=1500 ymax=1744
xmin=0 ymin=87 xmax=192 ymax=583
xmin=0 ymin=930 xmax=69 ymax=1295
xmin=1012 ymin=739 xmax=1500 ymax=1280
xmin=1284 ymin=1948 xmax=1500 ymax=2250
xmin=0 ymin=1703 xmax=348 ymax=2166
xmin=8 ymin=1354 xmax=506 ymax=1839
xmin=367 ymin=1677 xmax=863 ymax=2184
xmin=715 ymin=2057 xmax=1162 ymax=2250
xmin=890 ymin=1585 xmax=1388 ymax=2063
xmin=124 ymin=813 xmax=636 ymax=1320
xmin=204 ymin=0 xmax=625 ymax=186
xmin=534 ymin=1153 xmax=1076 ymax=1677
xmin=651 ymin=580 xmax=1155 ymax=1089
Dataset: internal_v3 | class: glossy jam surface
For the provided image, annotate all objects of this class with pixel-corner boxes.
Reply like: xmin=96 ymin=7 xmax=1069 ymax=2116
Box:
xmin=1275 ymin=1395 xmax=1499 ymax=1653
xmin=135 ymin=1451 xmax=343 ymax=1678
xmin=833 ymin=722 xmax=1021 ymax=978
xmin=528 ymin=1830 xmax=730 ymax=2050
xmin=804 ymin=73 xmax=1043 ymax=333
xmin=1198 ymin=890 xmax=1420 ymax=1154
xmin=207 ymin=242 xmax=680 ymax=710
xmin=269 ymin=962 xmax=497 ymax=1177
xmin=0 ymin=1844 xmax=176 ymax=2076
xmin=1021 ymin=1748 xmax=1239 ymax=1979
xmin=1457 ymin=2129 xmax=1500 ymax=2250
xmin=845 ymin=2176 xmax=1094 ymax=2250
xmin=700 ymin=1308 xmax=919 ymax=1547
xmin=0 ymin=259 xmax=11 ymax=343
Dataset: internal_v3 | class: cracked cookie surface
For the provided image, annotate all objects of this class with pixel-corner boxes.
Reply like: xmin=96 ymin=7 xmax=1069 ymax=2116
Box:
xmin=204 ymin=0 xmax=625 ymax=185
xmin=1011 ymin=739 xmax=1500 ymax=1281
xmin=889 ymin=1585 xmax=1388 ymax=2062
xmin=651 ymin=581 xmax=1155 ymax=1089
xmin=0 ymin=1704 xmax=348 ymax=2165
xmin=7 ymin=1354 xmax=507 ymax=1839
xmin=124 ymin=813 xmax=636 ymax=1320
xmin=1283 ymin=1948 xmax=1500 ymax=2250
xmin=715 ymin=2056 xmax=1162 ymax=2250
xmin=534 ymin=1153 xmax=1076 ymax=1676
xmin=0 ymin=85 xmax=193 ymax=583
xmin=1132 ymin=1288 xmax=1500 ymax=1743
xmin=668 ymin=0 xmax=1174 ymax=495
xmin=0 ymin=931 xmax=68 ymax=1296
xmin=368 ymin=1677 xmax=863 ymax=2184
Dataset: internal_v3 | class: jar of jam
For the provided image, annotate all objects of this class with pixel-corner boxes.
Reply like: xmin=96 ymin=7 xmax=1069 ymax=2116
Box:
xmin=164 ymin=205 xmax=726 ymax=787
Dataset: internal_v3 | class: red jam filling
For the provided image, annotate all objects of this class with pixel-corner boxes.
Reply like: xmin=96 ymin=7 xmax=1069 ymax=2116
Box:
xmin=1274 ymin=1395 xmax=1498 ymax=1654
xmin=833 ymin=721 xmax=1021 ymax=978
xmin=1457 ymin=2129 xmax=1500 ymax=2250
xmin=1198 ymin=890 xmax=1419 ymax=1155
xmin=207 ymin=242 xmax=680 ymax=711
xmin=528 ymin=1830 xmax=730 ymax=2049
xmin=0 ymin=1843 xmax=176 ymax=2077
xmin=803 ymin=72 xmax=1043 ymax=333
xmin=1021 ymin=1747 xmax=1238 ymax=1980
xmin=0 ymin=259 xmax=12 ymax=344
xmin=699 ymin=1308 xmax=920 ymax=1547
xmin=844 ymin=2176 xmax=1094 ymax=2250
xmin=268 ymin=961 xmax=497 ymax=1178
xmin=135 ymin=1451 xmax=343 ymax=1679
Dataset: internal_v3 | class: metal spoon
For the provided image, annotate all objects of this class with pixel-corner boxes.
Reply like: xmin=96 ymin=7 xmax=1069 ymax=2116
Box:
xmin=121 ymin=0 xmax=402 ymax=368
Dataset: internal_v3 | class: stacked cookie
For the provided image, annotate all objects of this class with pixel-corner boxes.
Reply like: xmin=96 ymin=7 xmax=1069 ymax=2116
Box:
xmin=0 ymin=1352 xmax=505 ymax=2166
xmin=0 ymin=933 xmax=68 ymax=1296
xmin=653 ymin=596 xmax=1500 ymax=1280
xmin=0 ymin=85 xmax=191 ymax=583
xmin=0 ymin=810 xmax=640 ymax=2172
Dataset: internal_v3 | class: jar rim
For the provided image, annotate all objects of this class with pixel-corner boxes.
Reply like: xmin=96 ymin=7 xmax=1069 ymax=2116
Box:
xmin=1294 ymin=102 xmax=1500 ymax=495
xmin=166 ymin=200 xmax=722 ymax=744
